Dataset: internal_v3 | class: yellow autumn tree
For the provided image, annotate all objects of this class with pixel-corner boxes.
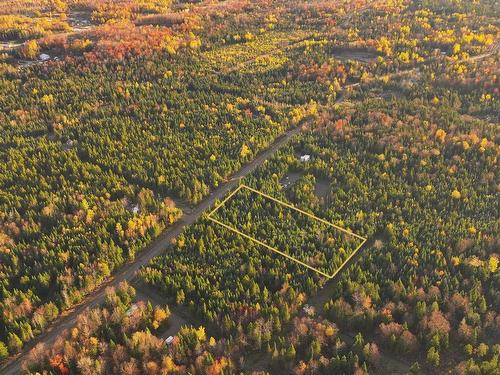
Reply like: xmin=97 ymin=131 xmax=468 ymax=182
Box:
xmin=19 ymin=40 xmax=39 ymax=60
xmin=195 ymin=326 xmax=206 ymax=342
xmin=325 ymin=325 xmax=336 ymax=337
xmin=240 ymin=144 xmax=251 ymax=158
xmin=154 ymin=306 xmax=170 ymax=325
xmin=399 ymin=51 xmax=410 ymax=63
xmin=435 ymin=129 xmax=447 ymax=143
xmin=162 ymin=356 xmax=177 ymax=372
xmin=489 ymin=257 xmax=498 ymax=273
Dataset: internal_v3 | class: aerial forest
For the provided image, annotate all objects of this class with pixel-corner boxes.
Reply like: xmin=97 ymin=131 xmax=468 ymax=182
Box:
xmin=0 ymin=0 xmax=498 ymax=374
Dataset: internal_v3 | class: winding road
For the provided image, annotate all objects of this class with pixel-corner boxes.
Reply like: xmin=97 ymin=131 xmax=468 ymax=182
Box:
xmin=1 ymin=125 xmax=303 ymax=375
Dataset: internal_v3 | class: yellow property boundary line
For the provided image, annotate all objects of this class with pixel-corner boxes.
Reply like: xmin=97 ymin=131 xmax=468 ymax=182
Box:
xmin=207 ymin=184 xmax=368 ymax=279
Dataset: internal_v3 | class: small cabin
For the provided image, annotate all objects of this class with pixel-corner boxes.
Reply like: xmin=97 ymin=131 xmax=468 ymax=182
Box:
xmin=165 ymin=336 xmax=174 ymax=345
xmin=300 ymin=154 xmax=311 ymax=162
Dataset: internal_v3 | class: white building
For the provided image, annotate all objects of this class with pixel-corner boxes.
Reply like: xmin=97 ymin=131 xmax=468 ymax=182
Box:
xmin=300 ymin=154 xmax=311 ymax=162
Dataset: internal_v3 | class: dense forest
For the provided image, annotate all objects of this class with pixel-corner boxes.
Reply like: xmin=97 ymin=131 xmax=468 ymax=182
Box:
xmin=140 ymin=92 xmax=498 ymax=373
xmin=209 ymin=185 xmax=365 ymax=277
xmin=23 ymin=282 xmax=385 ymax=374
xmin=0 ymin=0 xmax=497 ymax=374
xmin=22 ymin=282 xmax=236 ymax=374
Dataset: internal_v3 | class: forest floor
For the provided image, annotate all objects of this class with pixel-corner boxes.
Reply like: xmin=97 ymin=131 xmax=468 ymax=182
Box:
xmin=331 ymin=47 xmax=380 ymax=63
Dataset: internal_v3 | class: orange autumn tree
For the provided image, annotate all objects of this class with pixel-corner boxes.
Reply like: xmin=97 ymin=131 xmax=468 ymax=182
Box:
xmin=49 ymin=354 xmax=69 ymax=375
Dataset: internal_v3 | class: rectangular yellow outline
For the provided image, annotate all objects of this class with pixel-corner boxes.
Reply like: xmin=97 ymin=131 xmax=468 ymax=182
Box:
xmin=207 ymin=184 xmax=368 ymax=279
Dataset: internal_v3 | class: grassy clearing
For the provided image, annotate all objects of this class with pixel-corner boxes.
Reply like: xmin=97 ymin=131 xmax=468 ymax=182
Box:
xmin=202 ymin=30 xmax=310 ymax=72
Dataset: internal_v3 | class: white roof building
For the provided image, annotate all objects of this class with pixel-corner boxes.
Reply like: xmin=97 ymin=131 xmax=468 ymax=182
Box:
xmin=300 ymin=154 xmax=311 ymax=162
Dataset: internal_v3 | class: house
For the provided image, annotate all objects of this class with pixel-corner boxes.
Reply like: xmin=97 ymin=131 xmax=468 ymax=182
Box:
xmin=165 ymin=336 xmax=174 ymax=345
xmin=300 ymin=154 xmax=311 ymax=162
xmin=39 ymin=53 xmax=50 ymax=61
